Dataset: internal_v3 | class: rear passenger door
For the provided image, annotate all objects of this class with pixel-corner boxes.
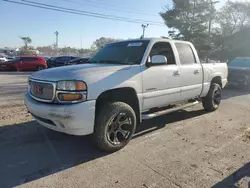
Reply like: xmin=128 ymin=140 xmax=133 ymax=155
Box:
xmin=17 ymin=57 xmax=31 ymax=71
xmin=175 ymin=43 xmax=203 ymax=100
xmin=29 ymin=57 xmax=39 ymax=70
xmin=22 ymin=57 xmax=38 ymax=70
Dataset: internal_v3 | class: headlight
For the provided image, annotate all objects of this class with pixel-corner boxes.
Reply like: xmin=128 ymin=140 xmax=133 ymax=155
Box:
xmin=56 ymin=80 xmax=87 ymax=103
xmin=56 ymin=80 xmax=87 ymax=91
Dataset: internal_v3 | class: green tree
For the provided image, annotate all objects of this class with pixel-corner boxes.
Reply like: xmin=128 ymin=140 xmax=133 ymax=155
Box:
xmin=211 ymin=1 xmax=250 ymax=60
xmin=92 ymin=37 xmax=120 ymax=50
xmin=20 ymin=36 xmax=32 ymax=49
xmin=160 ymin=0 xmax=215 ymax=59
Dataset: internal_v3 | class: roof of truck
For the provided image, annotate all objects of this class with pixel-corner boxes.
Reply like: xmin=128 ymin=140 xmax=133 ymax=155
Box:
xmin=120 ymin=38 xmax=191 ymax=44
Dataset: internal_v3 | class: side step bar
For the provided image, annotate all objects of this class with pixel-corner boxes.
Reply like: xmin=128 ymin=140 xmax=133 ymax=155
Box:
xmin=142 ymin=101 xmax=199 ymax=120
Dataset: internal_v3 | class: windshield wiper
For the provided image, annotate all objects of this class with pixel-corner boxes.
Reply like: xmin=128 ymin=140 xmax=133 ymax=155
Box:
xmin=98 ymin=60 xmax=124 ymax=65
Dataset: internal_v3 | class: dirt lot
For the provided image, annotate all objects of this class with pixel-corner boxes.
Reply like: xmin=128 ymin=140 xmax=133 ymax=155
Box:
xmin=1 ymin=72 xmax=250 ymax=188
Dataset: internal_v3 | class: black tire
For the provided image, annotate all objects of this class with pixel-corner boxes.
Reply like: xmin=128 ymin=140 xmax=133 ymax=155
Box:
xmin=37 ymin=65 xmax=45 ymax=71
xmin=93 ymin=102 xmax=136 ymax=152
xmin=202 ymin=83 xmax=222 ymax=112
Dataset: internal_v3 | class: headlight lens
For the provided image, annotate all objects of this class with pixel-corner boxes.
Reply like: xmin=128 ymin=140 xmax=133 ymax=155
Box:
xmin=56 ymin=81 xmax=87 ymax=91
xmin=56 ymin=81 xmax=87 ymax=103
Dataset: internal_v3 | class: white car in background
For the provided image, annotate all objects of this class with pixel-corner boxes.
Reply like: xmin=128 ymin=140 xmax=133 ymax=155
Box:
xmin=0 ymin=56 xmax=7 ymax=63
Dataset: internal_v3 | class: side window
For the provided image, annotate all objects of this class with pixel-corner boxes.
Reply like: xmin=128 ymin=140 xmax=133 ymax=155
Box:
xmin=149 ymin=42 xmax=176 ymax=65
xmin=21 ymin=57 xmax=31 ymax=62
xmin=30 ymin=57 xmax=38 ymax=61
xmin=22 ymin=57 xmax=38 ymax=62
xmin=175 ymin=43 xmax=196 ymax=65
xmin=56 ymin=57 xmax=66 ymax=62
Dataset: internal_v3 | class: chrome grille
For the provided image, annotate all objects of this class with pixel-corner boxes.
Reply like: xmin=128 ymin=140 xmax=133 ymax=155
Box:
xmin=29 ymin=79 xmax=55 ymax=102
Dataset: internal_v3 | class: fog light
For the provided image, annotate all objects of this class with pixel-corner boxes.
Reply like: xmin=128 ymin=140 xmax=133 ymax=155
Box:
xmin=58 ymin=93 xmax=82 ymax=101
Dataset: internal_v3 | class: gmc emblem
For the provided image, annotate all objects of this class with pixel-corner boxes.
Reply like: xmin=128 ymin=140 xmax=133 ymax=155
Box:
xmin=34 ymin=86 xmax=43 ymax=94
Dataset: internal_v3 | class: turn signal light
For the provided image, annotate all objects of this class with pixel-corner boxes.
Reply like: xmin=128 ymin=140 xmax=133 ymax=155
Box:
xmin=76 ymin=81 xmax=87 ymax=91
xmin=58 ymin=93 xmax=82 ymax=101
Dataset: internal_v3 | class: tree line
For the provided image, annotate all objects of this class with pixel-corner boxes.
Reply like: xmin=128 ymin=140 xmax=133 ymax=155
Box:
xmin=160 ymin=0 xmax=250 ymax=61
xmin=18 ymin=36 xmax=119 ymax=56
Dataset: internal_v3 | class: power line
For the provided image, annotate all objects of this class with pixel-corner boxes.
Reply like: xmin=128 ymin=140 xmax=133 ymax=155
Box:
xmin=19 ymin=0 xmax=164 ymax=25
xmin=3 ymin=0 xmax=152 ymax=25
xmin=60 ymin=0 xmax=159 ymax=17
xmin=76 ymin=0 xmax=156 ymax=14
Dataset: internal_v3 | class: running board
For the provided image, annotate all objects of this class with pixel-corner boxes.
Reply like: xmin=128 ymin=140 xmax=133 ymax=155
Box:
xmin=142 ymin=101 xmax=199 ymax=120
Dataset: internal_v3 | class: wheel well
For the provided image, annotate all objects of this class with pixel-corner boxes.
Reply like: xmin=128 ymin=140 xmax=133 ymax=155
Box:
xmin=211 ymin=76 xmax=222 ymax=88
xmin=95 ymin=88 xmax=140 ymax=123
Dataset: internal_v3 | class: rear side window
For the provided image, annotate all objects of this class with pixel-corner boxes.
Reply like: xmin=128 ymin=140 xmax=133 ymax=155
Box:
xmin=175 ymin=43 xmax=196 ymax=65
xmin=21 ymin=57 xmax=38 ymax=61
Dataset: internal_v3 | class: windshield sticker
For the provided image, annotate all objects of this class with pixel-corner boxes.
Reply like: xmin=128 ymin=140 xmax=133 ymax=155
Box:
xmin=127 ymin=42 xmax=143 ymax=47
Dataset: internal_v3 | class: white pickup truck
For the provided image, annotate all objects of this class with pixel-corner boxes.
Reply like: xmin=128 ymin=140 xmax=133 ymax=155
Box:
xmin=24 ymin=38 xmax=228 ymax=152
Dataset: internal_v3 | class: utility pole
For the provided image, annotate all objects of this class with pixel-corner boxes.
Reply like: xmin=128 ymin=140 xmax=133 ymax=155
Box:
xmin=208 ymin=0 xmax=219 ymax=37
xmin=80 ymin=36 xmax=82 ymax=49
xmin=54 ymin=31 xmax=59 ymax=48
xmin=141 ymin=24 xmax=149 ymax=39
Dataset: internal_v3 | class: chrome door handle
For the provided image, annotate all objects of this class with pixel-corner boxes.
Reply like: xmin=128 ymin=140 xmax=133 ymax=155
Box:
xmin=194 ymin=70 xmax=199 ymax=74
xmin=173 ymin=71 xmax=180 ymax=76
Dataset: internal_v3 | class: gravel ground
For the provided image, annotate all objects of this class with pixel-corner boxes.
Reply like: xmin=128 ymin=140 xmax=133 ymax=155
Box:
xmin=1 ymin=72 xmax=250 ymax=188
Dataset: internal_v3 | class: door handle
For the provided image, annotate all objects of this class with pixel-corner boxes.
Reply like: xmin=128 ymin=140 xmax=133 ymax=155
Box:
xmin=194 ymin=70 xmax=199 ymax=74
xmin=173 ymin=71 xmax=180 ymax=76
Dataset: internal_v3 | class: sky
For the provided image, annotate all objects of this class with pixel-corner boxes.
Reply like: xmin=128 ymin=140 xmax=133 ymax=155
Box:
xmin=0 ymin=0 xmax=239 ymax=48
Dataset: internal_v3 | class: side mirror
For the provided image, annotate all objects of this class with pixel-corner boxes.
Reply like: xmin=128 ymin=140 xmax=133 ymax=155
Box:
xmin=151 ymin=55 xmax=167 ymax=65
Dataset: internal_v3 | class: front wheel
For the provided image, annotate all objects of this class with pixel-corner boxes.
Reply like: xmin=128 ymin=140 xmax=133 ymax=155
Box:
xmin=202 ymin=83 xmax=222 ymax=112
xmin=93 ymin=102 xmax=136 ymax=152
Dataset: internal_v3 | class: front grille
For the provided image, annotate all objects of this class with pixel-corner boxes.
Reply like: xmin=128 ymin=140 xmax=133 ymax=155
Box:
xmin=29 ymin=79 xmax=55 ymax=102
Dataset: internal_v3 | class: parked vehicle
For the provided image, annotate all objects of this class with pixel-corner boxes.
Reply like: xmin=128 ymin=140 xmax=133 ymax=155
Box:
xmin=228 ymin=57 xmax=250 ymax=87
xmin=47 ymin=56 xmax=78 ymax=68
xmin=0 ymin=56 xmax=7 ymax=63
xmin=42 ymin=56 xmax=50 ymax=62
xmin=6 ymin=57 xmax=16 ymax=61
xmin=24 ymin=38 xmax=228 ymax=152
xmin=0 ymin=56 xmax=47 ymax=71
xmin=64 ymin=57 xmax=90 ymax=66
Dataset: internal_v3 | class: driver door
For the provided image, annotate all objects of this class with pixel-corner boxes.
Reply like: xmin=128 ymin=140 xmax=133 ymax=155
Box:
xmin=141 ymin=42 xmax=182 ymax=111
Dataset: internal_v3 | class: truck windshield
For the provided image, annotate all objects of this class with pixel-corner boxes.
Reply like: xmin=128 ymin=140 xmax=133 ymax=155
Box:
xmin=89 ymin=41 xmax=149 ymax=65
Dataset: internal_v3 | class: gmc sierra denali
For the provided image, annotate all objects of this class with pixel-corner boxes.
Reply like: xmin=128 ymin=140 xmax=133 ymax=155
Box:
xmin=24 ymin=38 xmax=228 ymax=152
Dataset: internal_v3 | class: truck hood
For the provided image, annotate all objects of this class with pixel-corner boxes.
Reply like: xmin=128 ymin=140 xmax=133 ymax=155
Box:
xmin=30 ymin=63 xmax=131 ymax=81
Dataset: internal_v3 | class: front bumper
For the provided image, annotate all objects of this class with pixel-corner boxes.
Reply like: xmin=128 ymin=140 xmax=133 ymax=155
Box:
xmin=24 ymin=93 xmax=96 ymax=136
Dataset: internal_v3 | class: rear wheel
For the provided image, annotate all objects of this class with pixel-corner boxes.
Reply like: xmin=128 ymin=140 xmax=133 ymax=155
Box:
xmin=202 ymin=83 xmax=222 ymax=112
xmin=37 ymin=65 xmax=45 ymax=71
xmin=93 ymin=102 xmax=136 ymax=152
